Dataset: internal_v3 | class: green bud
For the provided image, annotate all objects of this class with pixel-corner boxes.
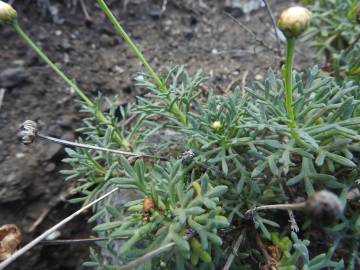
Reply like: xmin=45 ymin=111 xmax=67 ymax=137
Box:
xmin=278 ymin=6 xmax=311 ymax=38
xmin=0 ymin=1 xmax=17 ymax=24
xmin=211 ymin=121 xmax=222 ymax=130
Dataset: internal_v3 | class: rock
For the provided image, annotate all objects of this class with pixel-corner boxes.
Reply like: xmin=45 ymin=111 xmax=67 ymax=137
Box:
xmin=0 ymin=67 xmax=28 ymax=88
xmin=0 ymin=171 xmax=32 ymax=203
xmin=224 ymin=0 xmax=264 ymax=15
xmin=45 ymin=162 xmax=56 ymax=173
xmin=99 ymin=34 xmax=115 ymax=47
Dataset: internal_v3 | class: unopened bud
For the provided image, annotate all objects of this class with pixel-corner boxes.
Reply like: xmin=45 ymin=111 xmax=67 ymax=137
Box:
xmin=211 ymin=121 xmax=222 ymax=130
xmin=0 ymin=1 xmax=17 ymax=25
xmin=278 ymin=6 xmax=310 ymax=38
xmin=306 ymin=190 xmax=342 ymax=224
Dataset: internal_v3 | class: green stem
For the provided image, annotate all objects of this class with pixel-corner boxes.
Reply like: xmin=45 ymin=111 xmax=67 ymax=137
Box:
xmin=97 ymin=0 xmax=187 ymax=126
xmin=12 ymin=21 xmax=129 ymax=148
xmin=285 ymin=37 xmax=296 ymax=128
xmin=12 ymin=22 xmax=94 ymax=108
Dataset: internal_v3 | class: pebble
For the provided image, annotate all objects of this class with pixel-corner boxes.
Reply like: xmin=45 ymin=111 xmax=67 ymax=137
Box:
xmin=225 ymin=0 xmax=264 ymax=15
xmin=0 ymin=67 xmax=28 ymax=88
xmin=100 ymin=34 xmax=115 ymax=47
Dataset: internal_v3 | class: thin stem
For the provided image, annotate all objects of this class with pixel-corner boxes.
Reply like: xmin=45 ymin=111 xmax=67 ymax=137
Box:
xmin=11 ymin=21 xmax=129 ymax=148
xmin=222 ymin=229 xmax=246 ymax=270
xmin=0 ymin=188 xmax=119 ymax=270
xmin=285 ymin=37 xmax=296 ymax=128
xmin=37 ymin=133 xmax=168 ymax=160
xmin=117 ymin=233 xmax=194 ymax=270
xmin=97 ymin=0 xmax=164 ymax=92
xmin=245 ymin=202 xmax=306 ymax=216
xmin=97 ymin=0 xmax=187 ymax=125
xmin=11 ymin=22 xmax=93 ymax=108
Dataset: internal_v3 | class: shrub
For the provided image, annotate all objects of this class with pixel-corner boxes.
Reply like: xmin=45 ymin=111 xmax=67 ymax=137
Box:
xmin=2 ymin=1 xmax=360 ymax=269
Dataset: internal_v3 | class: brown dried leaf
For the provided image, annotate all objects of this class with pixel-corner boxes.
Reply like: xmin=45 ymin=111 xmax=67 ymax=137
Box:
xmin=0 ymin=224 xmax=22 ymax=261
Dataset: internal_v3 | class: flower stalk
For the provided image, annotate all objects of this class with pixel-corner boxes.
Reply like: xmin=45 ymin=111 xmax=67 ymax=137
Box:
xmin=6 ymin=18 xmax=129 ymax=148
xmin=97 ymin=0 xmax=187 ymax=126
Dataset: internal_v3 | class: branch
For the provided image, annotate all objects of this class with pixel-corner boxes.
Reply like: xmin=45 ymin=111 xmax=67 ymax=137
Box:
xmin=0 ymin=187 xmax=119 ymax=270
xmin=222 ymin=228 xmax=246 ymax=270
xmin=261 ymin=0 xmax=282 ymax=59
xmin=118 ymin=233 xmax=194 ymax=270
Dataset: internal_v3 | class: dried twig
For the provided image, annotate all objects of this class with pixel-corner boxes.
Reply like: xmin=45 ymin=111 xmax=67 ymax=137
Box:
xmin=79 ymin=0 xmax=92 ymax=22
xmin=261 ymin=0 xmax=282 ymax=59
xmin=241 ymin=70 xmax=248 ymax=98
xmin=279 ymin=182 xmax=299 ymax=232
xmin=222 ymin=228 xmax=246 ymax=270
xmin=40 ymin=237 xmax=119 ymax=245
xmin=17 ymin=120 xmax=168 ymax=161
xmin=224 ymin=12 xmax=280 ymax=57
xmin=117 ymin=232 xmax=194 ymax=270
xmin=0 ymin=89 xmax=5 ymax=111
xmin=0 ymin=187 xmax=119 ymax=270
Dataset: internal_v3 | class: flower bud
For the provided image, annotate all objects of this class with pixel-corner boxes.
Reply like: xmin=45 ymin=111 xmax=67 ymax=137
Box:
xmin=305 ymin=190 xmax=342 ymax=224
xmin=211 ymin=121 xmax=222 ymax=130
xmin=278 ymin=6 xmax=310 ymax=38
xmin=0 ymin=1 xmax=17 ymax=25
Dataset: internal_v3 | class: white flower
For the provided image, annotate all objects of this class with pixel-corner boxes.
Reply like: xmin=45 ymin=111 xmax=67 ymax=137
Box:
xmin=278 ymin=6 xmax=310 ymax=38
xmin=0 ymin=1 xmax=17 ymax=25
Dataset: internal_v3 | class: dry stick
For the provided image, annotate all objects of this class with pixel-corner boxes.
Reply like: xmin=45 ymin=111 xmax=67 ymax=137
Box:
xmin=224 ymin=12 xmax=279 ymax=57
xmin=241 ymin=70 xmax=249 ymax=98
xmin=40 ymin=237 xmax=117 ymax=245
xmin=222 ymin=228 xmax=246 ymax=270
xmin=79 ymin=0 xmax=92 ymax=22
xmin=37 ymin=133 xmax=168 ymax=161
xmin=0 ymin=187 xmax=119 ymax=270
xmin=118 ymin=233 xmax=194 ymax=270
xmin=261 ymin=0 xmax=282 ymax=59
xmin=279 ymin=182 xmax=299 ymax=232
xmin=0 ymin=88 xmax=5 ymax=111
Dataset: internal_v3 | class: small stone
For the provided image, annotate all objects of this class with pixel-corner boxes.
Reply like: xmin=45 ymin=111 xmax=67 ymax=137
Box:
xmin=224 ymin=0 xmax=264 ymax=15
xmin=0 ymin=67 xmax=28 ymax=88
xmin=45 ymin=162 xmax=56 ymax=173
xmin=99 ymin=34 xmax=115 ymax=47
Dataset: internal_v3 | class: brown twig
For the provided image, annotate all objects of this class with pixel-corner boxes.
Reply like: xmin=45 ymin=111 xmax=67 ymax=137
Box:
xmin=222 ymin=228 xmax=246 ymax=270
xmin=344 ymin=33 xmax=360 ymax=56
xmin=0 ymin=187 xmax=119 ymax=270
xmin=255 ymin=233 xmax=275 ymax=269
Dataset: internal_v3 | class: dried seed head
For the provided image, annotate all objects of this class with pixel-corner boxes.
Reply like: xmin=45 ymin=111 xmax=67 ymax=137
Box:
xmin=0 ymin=1 xmax=17 ymax=25
xmin=0 ymin=224 xmax=22 ymax=261
xmin=278 ymin=6 xmax=311 ymax=38
xmin=143 ymin=197 xmax=155 ymax=213
xmin=211 ymin=121 xmax=222 ymax=130
xmin=17 ymin=120 xmax=38 ymax=145
xmin=306 ymin=190 xmax=342 ymax=224
xmin=181 ymin=149 xmax=196 ymax=165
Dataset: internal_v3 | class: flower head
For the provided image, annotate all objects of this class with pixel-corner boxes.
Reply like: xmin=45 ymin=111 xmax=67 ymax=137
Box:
xmin=306 ymin=190 xmax=342 ymax=224
xmin=211 ymin=121 xmax=222 ymax=130
xmin=0 ymin=1 xmax=17 ymax=25
xmin=278 ymin=6 xmax=310 ymax=38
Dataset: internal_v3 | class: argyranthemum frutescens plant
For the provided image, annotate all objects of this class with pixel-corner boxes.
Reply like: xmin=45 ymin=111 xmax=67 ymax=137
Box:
xmin=302 ymin=0 xmax=360 ymax=83
xmin=1 ymin=1 xmax=360 ymax=269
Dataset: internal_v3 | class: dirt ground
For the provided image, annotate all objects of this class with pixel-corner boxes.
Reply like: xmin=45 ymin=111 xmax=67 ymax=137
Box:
xmin=0 ymin=0 xmax=314 ymax=269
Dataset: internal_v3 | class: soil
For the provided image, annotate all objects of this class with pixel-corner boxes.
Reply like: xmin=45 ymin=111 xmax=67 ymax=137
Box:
xmin=0 ymin=0 xmax=314 ymax=269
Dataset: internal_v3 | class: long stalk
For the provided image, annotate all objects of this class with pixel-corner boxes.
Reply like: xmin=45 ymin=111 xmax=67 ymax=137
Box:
xmin=11 ymin=21 xmax=129 ymax=148
xmin=285 ymin=37 xmax=296 ymax=128
xmin=97 ymin=0 xmax=187 ymax=125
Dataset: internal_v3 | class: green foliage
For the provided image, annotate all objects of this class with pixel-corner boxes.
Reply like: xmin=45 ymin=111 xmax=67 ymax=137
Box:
xmin=302 ymin=0 xmax=360 ymax=82
xmin=60 ymin=64 xmax=360 ymax=269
